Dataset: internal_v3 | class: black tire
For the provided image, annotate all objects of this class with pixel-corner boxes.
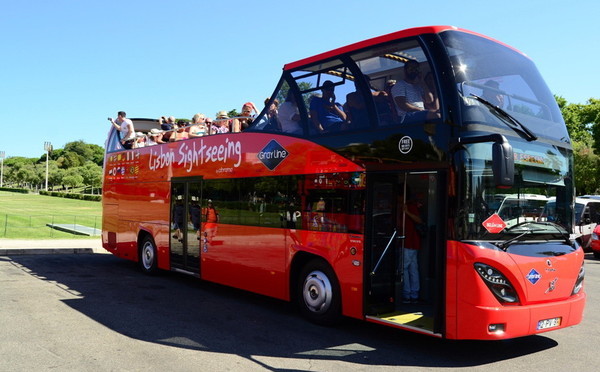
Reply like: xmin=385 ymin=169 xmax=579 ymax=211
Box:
xmin=297 ymin=259 xmax=341 ymax=325
xmin=139 ymin=235 xmax=158 ymax=275
xmin=594 ymin=251 xmax=600 ymax=260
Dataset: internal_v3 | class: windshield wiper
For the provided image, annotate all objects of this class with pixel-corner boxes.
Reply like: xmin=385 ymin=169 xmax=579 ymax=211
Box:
xmin=470 ymin=93 xmax=538 ymax=141
xmin=497 ymin=229 xmax=534 ymax=250
xmin=532 ymin=221 xmax=572 ymax=245
xmin=497 ymin=221 xmax=571 ymax=249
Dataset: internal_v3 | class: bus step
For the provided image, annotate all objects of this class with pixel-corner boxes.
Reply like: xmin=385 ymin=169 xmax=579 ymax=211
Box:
xmin=371 ymin=311 xmax=434 ymax=332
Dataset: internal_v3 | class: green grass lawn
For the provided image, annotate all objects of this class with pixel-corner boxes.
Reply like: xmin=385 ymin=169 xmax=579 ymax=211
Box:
xmin=0 ymin=191 xmax=102 ymax=239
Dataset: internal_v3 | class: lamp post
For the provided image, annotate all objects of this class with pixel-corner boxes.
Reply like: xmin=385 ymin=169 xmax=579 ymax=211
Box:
xmin=0 ymin=151 xmax=5 ymax=188
xmin=44 ymin=142 xmax=52 ymax=191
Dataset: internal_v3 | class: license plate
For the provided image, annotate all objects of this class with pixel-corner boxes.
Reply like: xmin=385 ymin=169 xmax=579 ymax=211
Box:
xmin=537 ymin=317 xmax=561 ymax=330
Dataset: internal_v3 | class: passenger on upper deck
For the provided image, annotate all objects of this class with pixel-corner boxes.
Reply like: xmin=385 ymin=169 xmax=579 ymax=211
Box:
xmin=159 ymin=116 xmax=176 ymax=141
xmin=134 ymin=132 xmax=146 ymax=148
xmin=233 ymin=102 xmax=259 ymax=132
xmin=262 ymin=97 xmax=281 ymax=131
xmin=159 ymin=116 xmax=176 ymax=131
xmin=146 ymin=128 xmax=165 ymax=146
xmin=278 ymin=91 xmax=302 ymax=135
xmin=169 ymin=122 xmax=189 ymax=141
xmin=108 ymin=111 xmax=135 ymax=149
xmin=189 ymin=113 xmax=209 ymax=137
xmin=391 ymin=61 xmax=438 ymax=123
xmin=212 ymin=111 xmax=231 ymax=134
xmin=344 ymin=76 xmax=392 ymax=128
xmin=309 ymin=80 xmax=347 ymax=133
xmin=344 ymin=81 xmax=369 ymax=129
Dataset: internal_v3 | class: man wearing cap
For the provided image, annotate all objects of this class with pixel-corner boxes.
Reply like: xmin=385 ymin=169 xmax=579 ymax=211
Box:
xmin=109 ymin=111 xmax=135 ymax=149
xmin=309 ymin=80 xmax=347 ymax=133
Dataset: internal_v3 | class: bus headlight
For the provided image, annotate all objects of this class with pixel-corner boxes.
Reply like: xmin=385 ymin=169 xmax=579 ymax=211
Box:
xmin=571 ymin=264 xmax=585 ymax=295
xmin=474 ymin=263 xmax=519 ymax=304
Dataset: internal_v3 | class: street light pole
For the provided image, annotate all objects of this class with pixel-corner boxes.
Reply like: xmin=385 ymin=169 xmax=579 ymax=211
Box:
xmin=44 ymin=142 xmax=52 ymax=191
xmin=0 ymin=151 xmax=5 ymax=188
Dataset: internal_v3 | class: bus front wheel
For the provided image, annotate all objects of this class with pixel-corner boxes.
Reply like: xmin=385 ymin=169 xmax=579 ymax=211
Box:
xmin=139 ymin=235 xmax=158 ymax=275
xmin=297 ymin=259 xmax=341 ymax=325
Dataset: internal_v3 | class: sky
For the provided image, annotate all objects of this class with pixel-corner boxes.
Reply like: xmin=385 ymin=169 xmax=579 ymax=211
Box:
xmin=1 ymin=0 xmax=598 ymax=159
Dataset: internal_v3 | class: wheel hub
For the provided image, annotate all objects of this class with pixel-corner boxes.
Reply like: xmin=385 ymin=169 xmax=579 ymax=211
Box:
xmin=303 ymin=270 xmax=332 ymax=314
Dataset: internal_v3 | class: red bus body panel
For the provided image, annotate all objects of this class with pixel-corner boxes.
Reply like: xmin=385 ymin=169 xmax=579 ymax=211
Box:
xmin=446 ymin=241 xmax=585 ymax=340
xmin=102 ymin=133 xmax=366 ymax=318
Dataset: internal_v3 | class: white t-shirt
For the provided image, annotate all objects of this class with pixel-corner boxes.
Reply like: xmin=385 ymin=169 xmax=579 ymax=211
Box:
xmin=119 ymin=119 xmax=134 ymax=141
xmin=391 ymin=80 xmax=424 ymax=117
xmin=278 ymin=101 xmax=302 ymax=135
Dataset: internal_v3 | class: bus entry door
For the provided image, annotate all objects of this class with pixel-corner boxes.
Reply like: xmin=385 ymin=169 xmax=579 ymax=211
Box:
xmin=170 ymin=179 xmax=202 ymax=275
xmin=367 ymin=171 xmax=442 ymax=335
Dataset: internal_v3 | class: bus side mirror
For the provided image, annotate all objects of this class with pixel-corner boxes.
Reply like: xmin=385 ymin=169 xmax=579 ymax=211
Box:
xmin=492 ymin=141 xmax=514 ymax=187
xmin=454 ymin=134 xmax=514 ymax=187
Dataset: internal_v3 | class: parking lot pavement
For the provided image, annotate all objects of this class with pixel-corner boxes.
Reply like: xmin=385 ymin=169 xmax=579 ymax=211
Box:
xmin=0 ymin=238 xmax=106 ymax=255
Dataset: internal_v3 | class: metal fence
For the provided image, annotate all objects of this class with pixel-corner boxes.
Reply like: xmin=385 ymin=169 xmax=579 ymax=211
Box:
xmin=1 ymin=214 xmax=102 ymax=239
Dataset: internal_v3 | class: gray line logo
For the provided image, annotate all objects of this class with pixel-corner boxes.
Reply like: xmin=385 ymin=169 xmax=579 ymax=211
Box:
xmin=258 ymin=140 xmax=288 ymax=170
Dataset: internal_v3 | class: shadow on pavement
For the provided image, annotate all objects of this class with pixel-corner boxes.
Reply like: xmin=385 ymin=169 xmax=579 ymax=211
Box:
xmin=6 ymin=254 xmax=559 ymax=370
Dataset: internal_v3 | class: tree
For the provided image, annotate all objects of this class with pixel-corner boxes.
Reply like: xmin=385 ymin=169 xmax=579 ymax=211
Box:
xmin=88 ymin=144 xmax=105 ymax=165
xmin=57 ymin=151 xmax=84 ymax=169
xmin=572 ymin=141 xmax=600 ymax=195
xmin=62 ymin=168 xmax=84 ymax=191
xmin=556 ymin=95 xmax=593 ymax=143
xmin=80 ymin=161 xmax=103 ymax=193
xmin=48 ymin=162 xmax=64 ymax=191
xmin=582 ymin=98 xmax=600 ymax=153
xmin=556 ymin=96 xmax=600 ymax=195
xmin=64 ymin=140 xmax=93 ymax=160
xmin=4 ymin=157 xmax=36 ymax=187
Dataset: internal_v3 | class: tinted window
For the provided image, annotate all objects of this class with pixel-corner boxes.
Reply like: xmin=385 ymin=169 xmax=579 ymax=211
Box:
xmin=351 ymin=38 xmax=441 ymax=127
xmin=203 ymin=173 xmax=365 ymax=233
xmin=440 ymin=30 xmax=568 ymax=141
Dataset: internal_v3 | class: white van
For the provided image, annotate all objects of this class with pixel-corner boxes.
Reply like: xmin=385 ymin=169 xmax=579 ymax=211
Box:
xmin=494 ymin=194 xmax=549 ymax=228
xmin=543 ymin=195 xmax=600 ymax=250
xmin=574 ymin=196 xmax=600 ymax=250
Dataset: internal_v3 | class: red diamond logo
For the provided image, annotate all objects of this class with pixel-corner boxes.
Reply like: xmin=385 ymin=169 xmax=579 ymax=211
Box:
xmin=482 ymin=213 xmax=506 ymax=233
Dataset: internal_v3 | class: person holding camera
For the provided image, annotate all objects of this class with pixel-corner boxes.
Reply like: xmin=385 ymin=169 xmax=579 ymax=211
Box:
xmin=108 ymin=111 xmax=135 ymax=149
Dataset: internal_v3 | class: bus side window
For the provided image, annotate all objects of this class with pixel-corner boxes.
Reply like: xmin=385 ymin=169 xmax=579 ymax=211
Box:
xmin=350 ymin=39 xmax=441 ymax=129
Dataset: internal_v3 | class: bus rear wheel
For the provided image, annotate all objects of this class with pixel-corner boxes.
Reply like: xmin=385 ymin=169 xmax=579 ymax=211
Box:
xmin=139 ymin=235 xmax=158 ymax=275
xmin=297 ymin=259 xmax=341 ymax=325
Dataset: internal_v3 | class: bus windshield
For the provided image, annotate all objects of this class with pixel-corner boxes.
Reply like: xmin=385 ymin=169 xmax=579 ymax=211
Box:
xmin=460 ymin=139 xmax=574 ymax=242
xmin=440 ymin=30 xmax=569 ymax=143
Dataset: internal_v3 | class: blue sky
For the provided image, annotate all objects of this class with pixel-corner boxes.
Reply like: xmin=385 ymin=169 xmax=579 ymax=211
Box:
xmin=1 ymin=0 xmax=598 ymax=159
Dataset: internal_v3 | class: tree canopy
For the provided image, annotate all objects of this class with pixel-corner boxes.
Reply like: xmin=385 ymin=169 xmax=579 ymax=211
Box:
xmin=3 ymin=141 xmax=103 ymax=192
xmin=556 ymin=96 xmax=600 ymax=195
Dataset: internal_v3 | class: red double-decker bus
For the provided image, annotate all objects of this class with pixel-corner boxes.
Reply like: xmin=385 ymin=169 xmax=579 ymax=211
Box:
xmin=102 ymin=26 xmax=585 ymax=340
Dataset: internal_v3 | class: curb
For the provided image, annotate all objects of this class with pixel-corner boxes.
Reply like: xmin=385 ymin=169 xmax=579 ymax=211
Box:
xmin=0 ymin=248 xmax=105 ymax=256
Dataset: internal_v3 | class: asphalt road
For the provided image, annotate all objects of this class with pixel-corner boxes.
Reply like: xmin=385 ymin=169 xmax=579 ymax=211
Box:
xmin=1 ymin=252 xmax=598 ymax=372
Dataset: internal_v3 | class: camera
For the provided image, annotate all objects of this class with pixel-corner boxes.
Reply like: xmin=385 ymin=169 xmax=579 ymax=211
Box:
xmin=107 ymin=117 xmax=112 ymax=121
